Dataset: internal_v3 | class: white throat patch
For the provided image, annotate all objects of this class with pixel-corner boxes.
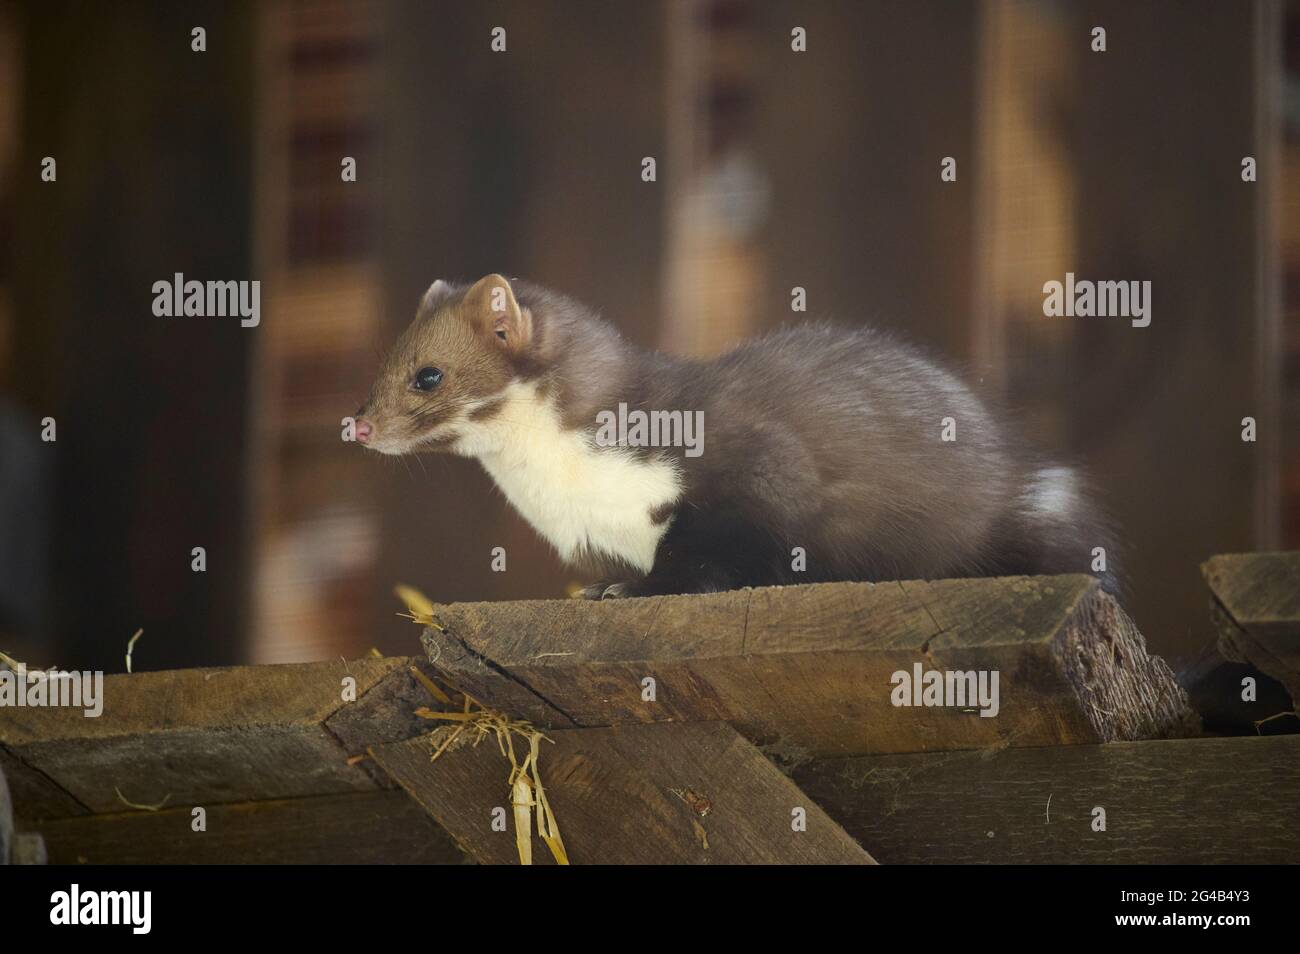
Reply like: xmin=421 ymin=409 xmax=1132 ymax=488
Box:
xmin=452 ymin=380 xmax=681 ymax=573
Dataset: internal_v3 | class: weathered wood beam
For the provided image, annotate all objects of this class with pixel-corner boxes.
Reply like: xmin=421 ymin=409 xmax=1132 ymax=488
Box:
xmin=371 ymin=721 xmax=874 ymax=865
xmin=793 ymin=734 xmax=1300 ymax=864
xmin=0 ymin=745 xmax=87 ymax=822
xmin=0 ymin=657 xmax=444 ymax=815
xmin=420 ymin=575 xmax=1196 ymax=761
xmin=0 ymin=760 xmax=48 ymax=864
xmin=33 ymin=790 xmax=466 ymax=865
xmin=1203 ymin=551 xmax=1300 ymax=703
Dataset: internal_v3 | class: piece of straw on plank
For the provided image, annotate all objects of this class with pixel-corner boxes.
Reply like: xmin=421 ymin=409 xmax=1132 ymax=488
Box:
xmin=125 ymin=628 xmax=144 ymax=673
xmin=115 ymin=787 xmax=172 ymax=812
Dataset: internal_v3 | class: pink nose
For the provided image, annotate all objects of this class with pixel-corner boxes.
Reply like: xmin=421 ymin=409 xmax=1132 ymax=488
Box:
xmin=355 ymin=419 xmax=373 ymax=444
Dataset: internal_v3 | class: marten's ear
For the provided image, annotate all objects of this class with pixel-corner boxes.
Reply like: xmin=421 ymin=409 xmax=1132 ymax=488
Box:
xmin=464 ymin=273 xmax=532 ymax=352
xmin=420 ymin=279 xmax=453 ymax=311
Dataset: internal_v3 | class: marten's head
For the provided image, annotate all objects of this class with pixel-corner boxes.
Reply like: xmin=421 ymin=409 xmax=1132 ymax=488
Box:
xmin=354 ymin=273 xmax=535 ymax=454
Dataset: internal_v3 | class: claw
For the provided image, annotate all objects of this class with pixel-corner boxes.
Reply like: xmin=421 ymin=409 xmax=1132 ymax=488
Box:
xmin=600 ymin=582 xmax=631 ymax=600
xmin=574 ymin=580 xmax=634 ymax=600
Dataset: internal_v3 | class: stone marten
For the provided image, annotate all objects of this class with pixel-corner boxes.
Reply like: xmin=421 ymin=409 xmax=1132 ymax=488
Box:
xmin=355 ymin=274 xmax=1116 ymax=599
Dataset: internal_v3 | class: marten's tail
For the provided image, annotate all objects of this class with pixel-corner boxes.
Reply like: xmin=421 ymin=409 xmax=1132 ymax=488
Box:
xmin=987 ymin=465 xmax=1122 ymax=596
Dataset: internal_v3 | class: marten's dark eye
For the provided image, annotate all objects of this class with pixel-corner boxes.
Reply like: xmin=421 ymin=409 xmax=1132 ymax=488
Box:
xmin=413 ymin=367 xmax=443 ymax=391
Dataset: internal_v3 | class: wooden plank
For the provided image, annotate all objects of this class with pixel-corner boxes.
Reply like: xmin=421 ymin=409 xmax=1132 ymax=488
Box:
xmin=793 ymin=734 xmax=1300 ymax=864
xmin=0 ymin=657 xmax=426 ymax=812
xmin=1203 ymin=551 xmax=1300 ymax=701
xmin=0 ymin=745 xmax=87 ymax=821
xmin=33 ymin=790 xmax=467 ymax=865
xmin=324 ymin=659 xmax=458 ymax=787
xmin=421 ymin=576 xmax=1196 ymax=760
xmin=420 ymin=629 xmax=578 ymax=731
xmin=0 ymin=759 xmax=45 ymax=864
xmin=371 ymin=721 xmax=873 ymax=865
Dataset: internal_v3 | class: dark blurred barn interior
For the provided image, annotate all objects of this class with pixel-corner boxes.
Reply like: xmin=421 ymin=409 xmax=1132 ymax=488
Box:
xmin=0 ymin=0 xmax=1297 ymax=694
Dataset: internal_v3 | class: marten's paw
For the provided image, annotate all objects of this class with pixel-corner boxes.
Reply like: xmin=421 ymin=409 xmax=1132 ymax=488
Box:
xmin=574 ymin=580 xmax=634 ymax=600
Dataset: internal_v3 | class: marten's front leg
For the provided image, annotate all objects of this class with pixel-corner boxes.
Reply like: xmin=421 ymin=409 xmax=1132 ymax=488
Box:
xmin=580 ymin=512 xmax=773 ymax=598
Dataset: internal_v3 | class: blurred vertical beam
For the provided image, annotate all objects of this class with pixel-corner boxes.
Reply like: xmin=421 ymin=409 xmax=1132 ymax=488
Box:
xmin=1254 ymin=0 xmax=1283 ymax=550
xmin=247 ymin=0 xmax=388 ymax=663
xmin=972 ymin=0 xmax=1007 ymax=389
xmin=0 ymin=4 xmax=18 ymax=290
xmin=659 ymin=0 xmax=769 ymax=357
xmin=0 ymin=4 xmax=20 ymax=381
xmin=659 ymin=0 xmax=705 ymax=352
xmin=12 ymin=1 xmax=254 ymax=669
xmin=246 ymin=1 xmax=290 ymax=664
xmin=1281 ymin=0 xmax=1300 ymax=547
xmin=751 ymin=1 xmax=976 ymax=357
xmin=971 ymin=0 xmax=1076 ymax=422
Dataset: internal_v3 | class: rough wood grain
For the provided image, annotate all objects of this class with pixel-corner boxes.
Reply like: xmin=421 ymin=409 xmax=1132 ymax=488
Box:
xmin=1203 ymin=551 xmax=1300 ymax=702
xmin=371 ymin=721 xmax=874 ymax=865
xmin=34 ymin=790 xmax=467 ymax=865
xmin=421 ymin=575 xmax=1195 ymax=761
xmin=793 ymin=734 xmax=1300 ymax=864
xmin=324 ymin=659 xmax=454 ymax=787
xmin=0 ymin=759 xmax=44 ymax=863
xmin=0 ymin=745 xmax=87 ymax=821
xmin=0 ymin=657 xmax=432 ymax=813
